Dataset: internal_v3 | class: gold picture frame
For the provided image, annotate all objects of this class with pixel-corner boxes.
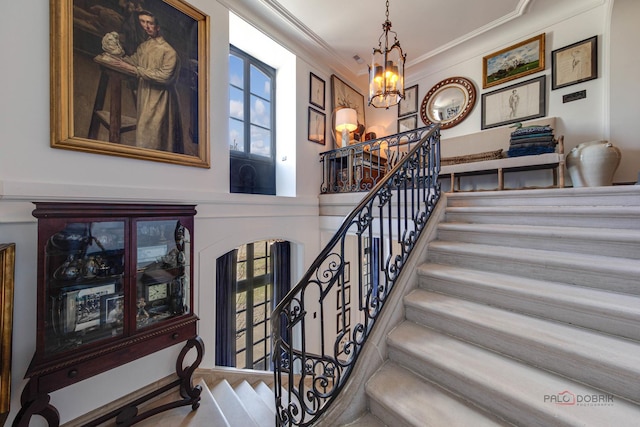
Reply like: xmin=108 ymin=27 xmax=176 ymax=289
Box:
xmin=483 ymin=34 xmax=545 ymax=89
xmin=50 ymin=0 xmax=210 ymax=167
xmin=0 ymin=243 xmax=15 ymax=426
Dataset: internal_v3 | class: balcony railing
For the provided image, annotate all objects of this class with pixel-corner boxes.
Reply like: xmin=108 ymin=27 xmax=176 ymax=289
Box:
xmin=320 ymin=126 xmax=438 ymax=194
xmin=271 ymin=125 xmax=441 ymax=426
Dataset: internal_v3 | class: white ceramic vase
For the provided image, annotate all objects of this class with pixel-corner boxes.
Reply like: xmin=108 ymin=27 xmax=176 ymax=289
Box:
xmin=566 ymin=140 xmax=621 ymax=187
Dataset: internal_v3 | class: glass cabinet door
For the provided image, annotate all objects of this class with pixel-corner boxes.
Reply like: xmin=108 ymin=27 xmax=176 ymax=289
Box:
xmin=45 ymin=221 xmax=125 ymax=356
xmin=135 ymin=219 xmax=191 ymax=330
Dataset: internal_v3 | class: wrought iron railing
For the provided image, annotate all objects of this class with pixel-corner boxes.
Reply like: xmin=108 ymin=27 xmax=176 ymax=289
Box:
xmin=320 ymin=126 xmax=438 ymax=194
xmin=271 ymin=125 xmax=441 ymax=426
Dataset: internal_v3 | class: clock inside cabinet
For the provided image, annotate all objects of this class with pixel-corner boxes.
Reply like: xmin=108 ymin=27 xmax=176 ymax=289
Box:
xmin=14 ymin=203 xmax=204 ymax=427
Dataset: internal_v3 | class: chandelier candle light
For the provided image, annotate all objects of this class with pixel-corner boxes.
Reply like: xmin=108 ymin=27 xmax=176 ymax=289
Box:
xmin=369 ymin=0 xmax=406 ymax=108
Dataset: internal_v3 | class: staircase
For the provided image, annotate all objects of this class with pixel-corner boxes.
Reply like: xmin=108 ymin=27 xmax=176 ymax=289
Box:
xmin=364 ymin=186 xmax=640 ymax=426
xmin=132 ymin=376 xmax=277 ymax=427
xmin=85 ymin=187 xmax=640 ymax=427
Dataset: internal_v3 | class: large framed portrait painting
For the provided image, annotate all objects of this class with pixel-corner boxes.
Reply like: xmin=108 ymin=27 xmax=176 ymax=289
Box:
xmin=51 ymin=0 xmax=210 ymax=167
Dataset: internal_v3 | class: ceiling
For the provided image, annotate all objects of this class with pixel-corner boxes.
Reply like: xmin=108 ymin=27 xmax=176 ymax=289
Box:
xmin=271 ymin=0 xmax=526 ymax=75
xmin=220 ymin=0 xmax=598 ymax=78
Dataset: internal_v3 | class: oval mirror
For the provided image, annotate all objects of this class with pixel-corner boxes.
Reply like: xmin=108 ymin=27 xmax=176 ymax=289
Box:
xmin=420 ymin=77 xmax=476 ymax=129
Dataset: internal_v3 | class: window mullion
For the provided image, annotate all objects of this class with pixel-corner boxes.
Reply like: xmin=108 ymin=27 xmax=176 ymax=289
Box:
xmin=245 ymin=243 xmax=254 ymax=367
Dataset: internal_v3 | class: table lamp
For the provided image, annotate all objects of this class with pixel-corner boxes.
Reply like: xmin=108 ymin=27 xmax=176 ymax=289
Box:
xmin=335 ymin=108 xmax=358 ymax=148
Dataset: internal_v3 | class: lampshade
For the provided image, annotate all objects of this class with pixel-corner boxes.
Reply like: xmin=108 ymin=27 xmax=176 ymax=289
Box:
xmin=368 ymin=0 xmax=406 ymax=109
xmin=335 ymin=108 xmax=358 ymax=132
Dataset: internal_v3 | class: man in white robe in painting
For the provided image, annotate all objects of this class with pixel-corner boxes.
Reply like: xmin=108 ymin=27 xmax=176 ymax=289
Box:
xmin=112 ymin=10 xmax=184 ymax=153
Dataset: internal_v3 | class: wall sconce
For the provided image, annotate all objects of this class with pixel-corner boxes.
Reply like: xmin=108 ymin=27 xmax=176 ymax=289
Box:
xmin=335 ymin=108 xmax=358 ymax=148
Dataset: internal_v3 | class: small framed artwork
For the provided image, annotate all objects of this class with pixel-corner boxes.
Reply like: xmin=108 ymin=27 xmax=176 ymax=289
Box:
xmin=342 ymin=261 xmax=351 ymax=283
xmin=331 ymin=75 xmax=366 ymax=146
xmin=61 ymin=283 xmax=117 ymax=334
xmin=102 ymin=293 xmax=124 ymax=326
xmin=398 ymin=84 xmax=418 ymax=117
xmin=398 ymin=115 xmax=417 ymax=133
xmin=308 ymin=107 xmax=326 ymax=144
xmin=483 ymin=34 xmax=545 ymax=89
xmin=51 ymin=0 xmax=210 ymax=167
xmin=337 ymin=285 xmax=351 ymax=310
xmin=551 ymin=36 xmax=598 ymax=90
xmin=310 ymin=72 xmax=326 ymax=110
xmin=337 ymin=307 xmax=351 ymax=330
xmin=481 ymin=75 xmax=546 ymax=130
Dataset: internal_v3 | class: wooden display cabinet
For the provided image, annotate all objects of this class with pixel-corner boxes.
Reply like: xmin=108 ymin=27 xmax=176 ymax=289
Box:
xmin=13 ymin=203 xmax=203 ymax=427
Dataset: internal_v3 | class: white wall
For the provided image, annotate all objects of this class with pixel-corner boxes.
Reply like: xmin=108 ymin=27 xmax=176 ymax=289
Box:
xmin=610 ymin=0 xmax=640 ymax=183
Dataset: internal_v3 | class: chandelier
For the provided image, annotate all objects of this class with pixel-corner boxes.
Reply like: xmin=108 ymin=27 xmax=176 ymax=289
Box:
xmin=368 ymin=0 xmax=406 ymax=109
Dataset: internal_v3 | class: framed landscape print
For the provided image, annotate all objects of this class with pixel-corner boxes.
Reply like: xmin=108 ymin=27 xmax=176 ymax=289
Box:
xmin=310 ymin=73 xmax=326 ymax=110
xmin=50 ymin=0 xmax=210 ymax=167
xmin=481 ymin=76 xmax=546 ymax=130
xmin=483 ymin=34 xmax=545 ymax=89
xmin=552 ymin=36 xmax=598 ymax=90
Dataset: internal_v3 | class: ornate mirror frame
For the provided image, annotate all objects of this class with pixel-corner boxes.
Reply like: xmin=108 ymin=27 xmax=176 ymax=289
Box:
xmin=420 ymin=77 xmax=476 ymax=129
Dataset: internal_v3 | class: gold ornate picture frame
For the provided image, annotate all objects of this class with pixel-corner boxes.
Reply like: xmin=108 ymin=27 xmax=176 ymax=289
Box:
xmin=0 ymin=243 xmax=15 ymax=426
xmin=483 ymin=34 xmax=545 ymax=89
xmin=51 ymin=0 xmax=210 ymax=167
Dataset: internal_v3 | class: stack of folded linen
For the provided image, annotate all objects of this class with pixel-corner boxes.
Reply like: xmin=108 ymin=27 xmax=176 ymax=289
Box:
xmin=507 ymin=124 xmax=556 ymax=157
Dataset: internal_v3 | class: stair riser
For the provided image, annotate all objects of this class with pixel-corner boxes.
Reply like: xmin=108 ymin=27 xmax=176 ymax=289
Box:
xmin=405 ymin=304 xmax=640 ymax=404
xmin=444 ymin=211 xmax=640 ymax=230
xmin=366 ymin=363 xmax=511 ymax=427
xmin=445 ymin=188 xmax=640 ymax=208
xmin=427 ymin=247 xmax=640 ymax=296
xmin=368 ymin=403 xmax=416 ymax=427
xmin=387 ymin=346 xmax=573 ymax=427
xmin=417 ymin=271 xmax=640 ymax=342
xmin=436 ymin=228 xmax=640 ymax=259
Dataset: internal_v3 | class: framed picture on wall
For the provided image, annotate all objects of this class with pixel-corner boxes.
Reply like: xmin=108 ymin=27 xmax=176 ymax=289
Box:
xmin=483 ymin=34 xmax=545 ymax=89
xmin=308 ymin=107 xmax=326 ymax=145
xmin=309 ymin=73 xmax=326 ymax=110
xmin=551 ymin=36 xmax=598 ymax=90
xmin=331 ymin=75 xmax=366 ymax=146
xmin=398 ymin=84 xmax=418 ymax=117
xmin=481 ymin=75 xmax=546 ymax=130
xmin=398 ymin=115 xmax=417 ymax=133
xmin=50 ymin=0 xmax=210 ymax=167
